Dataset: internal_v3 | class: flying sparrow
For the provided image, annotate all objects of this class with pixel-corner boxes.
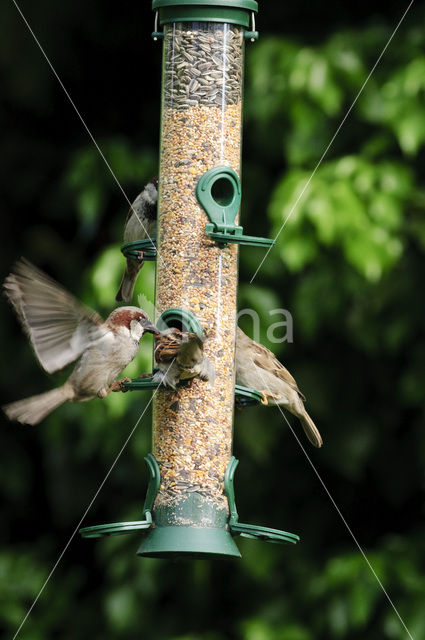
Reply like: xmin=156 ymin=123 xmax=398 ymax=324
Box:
xmin=2 ymin=258 xmax=158 ymax=425
xmin=235 ymin=327 xmax=323 ymax=448
xmin=116 ymin=177 xmax=158 ymax=303
xmin=152 ymin=328 xmax=215 ymax=390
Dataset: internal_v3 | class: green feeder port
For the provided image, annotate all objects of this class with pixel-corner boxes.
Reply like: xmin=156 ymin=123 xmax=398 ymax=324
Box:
xmin=196 ymin=166 xmax=275 ymax=247
xmin=80 ymin=454 xmax=159 ymax=539
xmin=121 ymin=164 xmax=275 ymax=260
xmin=225 ymin=457 xmax=299 ymax=545
xmin=156 ymin=307 xmax=205 ymax=338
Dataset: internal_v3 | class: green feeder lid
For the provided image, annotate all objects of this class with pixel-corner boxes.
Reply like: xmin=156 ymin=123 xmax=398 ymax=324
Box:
xmin=152 ymin=1 xmax=258 ymax=29
xmin=153 ymin=0 xmax=258 ymax=8
xmin=121 ymin=238 xmax=157 ymax=261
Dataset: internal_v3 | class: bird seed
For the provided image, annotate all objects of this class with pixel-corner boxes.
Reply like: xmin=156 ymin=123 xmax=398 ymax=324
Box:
xmin=152 ymin=22 xmax=244 ymax=521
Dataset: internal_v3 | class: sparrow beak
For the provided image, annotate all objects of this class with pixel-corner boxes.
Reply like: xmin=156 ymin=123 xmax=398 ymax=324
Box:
xmin=143 ymin=321 xmax=159 ymax=335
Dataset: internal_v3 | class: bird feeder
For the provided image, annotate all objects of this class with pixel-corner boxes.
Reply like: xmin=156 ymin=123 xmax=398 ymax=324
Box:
xmin=80 ymin=0 xmax=299 ymax=558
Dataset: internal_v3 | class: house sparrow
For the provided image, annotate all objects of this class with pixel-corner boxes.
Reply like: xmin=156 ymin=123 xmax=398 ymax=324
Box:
xmin=116 ymin=177 xmax=158 ymax=303
xmin=235 ymin=327 xmax=323 ymax=448
xmin=2 ymin=258 xmax=158 ymax=425
xmin=151 ymin=328 xmax=215 ymax=390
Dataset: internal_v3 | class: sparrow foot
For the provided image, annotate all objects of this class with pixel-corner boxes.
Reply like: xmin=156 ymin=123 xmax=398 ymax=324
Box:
xmin=259 ymin=392 xmax=269 ymax=405
xmin=259 ymin=391 xmax=280 ymax=405
xmin=107 ymin=377 xmax=132 ymax=394
xmin=135 ymin=250 xmax=145 ymax=265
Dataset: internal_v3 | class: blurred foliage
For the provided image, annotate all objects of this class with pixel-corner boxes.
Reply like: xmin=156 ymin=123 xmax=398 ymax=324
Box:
xmin=1 ymin=1 xmax=425 ymax=640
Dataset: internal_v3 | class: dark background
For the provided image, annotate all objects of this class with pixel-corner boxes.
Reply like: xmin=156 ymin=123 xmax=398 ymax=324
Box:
xmin=1 ymin=1 xmax=425 ymax=639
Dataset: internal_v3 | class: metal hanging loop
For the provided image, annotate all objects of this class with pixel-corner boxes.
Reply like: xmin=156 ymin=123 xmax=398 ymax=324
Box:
xmin=152 ymin=11 xmax=164 ymax=41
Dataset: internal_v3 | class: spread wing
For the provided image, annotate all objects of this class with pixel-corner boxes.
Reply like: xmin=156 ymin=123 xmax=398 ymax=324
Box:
xmin=251 ymin=340 xmax=306 ymax=401
xmin=3 ymin=258 xmax=107 ymax=374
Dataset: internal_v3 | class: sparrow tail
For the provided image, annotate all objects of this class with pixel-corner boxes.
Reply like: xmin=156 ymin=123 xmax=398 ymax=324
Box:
xmin=298 ymin=411 xmax=323 ymax=448
xmin=115 ymin=260 xmax=143 ymax=303
xmin=2 ymin=383 xmax=74 ymax=425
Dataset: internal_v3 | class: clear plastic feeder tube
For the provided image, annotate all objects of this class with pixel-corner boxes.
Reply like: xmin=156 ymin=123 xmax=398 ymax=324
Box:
xmin=152 ymin=22 xmax=244 ymax=533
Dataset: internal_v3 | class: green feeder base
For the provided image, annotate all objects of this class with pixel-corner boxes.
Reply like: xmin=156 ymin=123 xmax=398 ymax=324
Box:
xmin=137 ymin=525 xmax=241 ymax=559
xmin=80 ymin=455 xmax=299 ymax=557
xmin=137 ymin=494 xmax=241 ymax=559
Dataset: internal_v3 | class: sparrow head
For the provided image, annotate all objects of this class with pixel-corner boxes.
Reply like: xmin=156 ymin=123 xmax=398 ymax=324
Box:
xmin=107 ymin=307 xmax=158 ymax=340
xmin=144 ymin=177 xmax=158 ymax=205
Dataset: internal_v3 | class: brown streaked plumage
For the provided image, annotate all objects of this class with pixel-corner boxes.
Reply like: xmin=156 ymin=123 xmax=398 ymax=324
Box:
xmin=235 ymin=327 xmax=322 ymax=448
xmin=152 ymin=327 xmax=215 ymax=389
xmin=153 ymin=328 xmax=188 ymax=363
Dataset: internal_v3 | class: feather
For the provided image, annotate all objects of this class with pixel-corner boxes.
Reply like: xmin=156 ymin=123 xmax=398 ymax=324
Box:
xmin=3 ymin=258 xmax=107 ymax=374
xmin=236 ymin=327 xmax=322 ymax=447
xmin=154 ymin=328 xmax=185 ymax=363
xmin=153 ymin=328 xmax=213 ymax=388
xmin=2 ymin=383 xmax=74 ymax=425
xmin=250 ymin=340 xmax=306 ymax=400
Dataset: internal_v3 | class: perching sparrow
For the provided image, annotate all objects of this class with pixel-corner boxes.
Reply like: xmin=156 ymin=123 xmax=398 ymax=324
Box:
xmin=235 ymin=327 xmax=323 ymax=448
xmin=116 ymin=177 xmax=158 ymax=302
xmin=152 ymin=328 xmax=215 ymax=390
xmin=2 ymin=258 xmax=158 ymax=425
